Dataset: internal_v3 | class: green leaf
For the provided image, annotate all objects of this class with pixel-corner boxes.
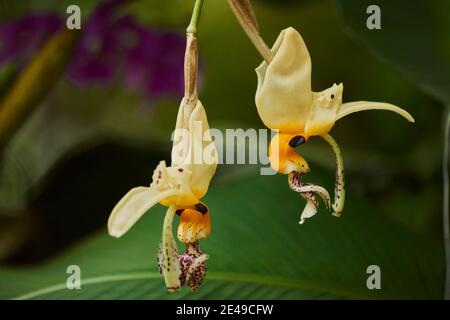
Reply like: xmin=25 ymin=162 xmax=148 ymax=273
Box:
xmin=0 ymin=82 xmax=178 ymax=211
xmin=336 ymin=0 xmax=450 ymax=105
xmin=0 ymin=171 xmax=444 ymax=299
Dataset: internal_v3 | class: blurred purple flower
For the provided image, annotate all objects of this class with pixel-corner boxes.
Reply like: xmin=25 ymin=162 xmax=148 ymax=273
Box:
xmin=0 ymin=14 xmax=63 ymax=65
xmin=0 ymin=0 xmax=186 ymax=101
xmin=125 ymin=30 xmax=186 ymax=100
xmin=67 ymin=0 xmax=142 ymax=85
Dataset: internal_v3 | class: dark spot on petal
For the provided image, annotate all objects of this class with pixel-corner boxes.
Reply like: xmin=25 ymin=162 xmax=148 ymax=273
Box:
xmin=194 ymin=203 xmax=208 ymax=215
xmin=289 ymin=135 xmax=306 ymax=148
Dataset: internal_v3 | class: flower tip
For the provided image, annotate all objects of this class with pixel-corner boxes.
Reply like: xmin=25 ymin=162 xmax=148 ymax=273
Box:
xmin=107 ymin=225 xmax=124 ymax=238
xmin=332 ymin=211 xmax=342 ymax=218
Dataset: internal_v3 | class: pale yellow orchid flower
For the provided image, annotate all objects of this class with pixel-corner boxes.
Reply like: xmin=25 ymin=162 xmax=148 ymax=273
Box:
xmin=108 ymin=98 xmax=217 ymax=292
xmin=256 ymin=27 xmax=414 ymax=223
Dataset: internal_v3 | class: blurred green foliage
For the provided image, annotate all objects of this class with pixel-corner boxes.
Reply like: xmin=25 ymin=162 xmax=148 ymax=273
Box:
xmin=0 ymin=0 xmax=448 ymax=299
xmin=0 ymin=173 xmax=444 ymax=299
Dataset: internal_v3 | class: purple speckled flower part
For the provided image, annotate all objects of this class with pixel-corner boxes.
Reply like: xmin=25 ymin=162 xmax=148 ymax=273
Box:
xmin=0 ymin=0 xmax=186 ymax=101
xmin=178 ymin=242 xmax=208 ymax=292
xmin=67 ymin=0 xmax=186 ymax=99
xmin=67 ymin=0 xmax=139 ymax=85
xmin=157 ymin=241 xmax=208 ymax=292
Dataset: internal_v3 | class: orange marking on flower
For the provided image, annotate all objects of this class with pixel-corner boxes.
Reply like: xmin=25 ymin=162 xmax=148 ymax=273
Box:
xmin=177 ymin=206 xmax=211 ymax=244
xmin=268 ymin=132 xmax=310 ymax=174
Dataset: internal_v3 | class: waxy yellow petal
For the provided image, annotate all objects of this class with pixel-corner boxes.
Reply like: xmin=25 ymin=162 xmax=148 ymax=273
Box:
xmin=255 ymin=27 xmax=312 ymax=132
xmin=108 ymin=186 xmax=178 ymax=238
xmin=337 ymin=101 xmax=415 ymax=123
xmin=304 ymin=83 xmax=343 ymax=137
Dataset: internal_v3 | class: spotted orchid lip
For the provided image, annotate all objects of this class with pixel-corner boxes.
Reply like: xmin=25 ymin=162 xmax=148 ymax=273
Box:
xmin=178 ymin=242 xmax=208 ymax=292
xmin=289 ymin=171 xmax=330 ymax=207
xmin=288 ymin=171 xmax=332 ymax=224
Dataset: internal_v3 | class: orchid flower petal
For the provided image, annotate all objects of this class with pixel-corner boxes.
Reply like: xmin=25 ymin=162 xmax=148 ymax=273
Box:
xmin=255 ymin=27 xmax=313 ymax=132
xmin=288 ymin=172 xmax=330 ymax=208
xmin=172 ymin=99 xmax=218 ymax=200
xmin=158 ymin=205 xmax=182 ymax=292
xmin=108 ymin=186 xmax=178 ymax=238
xmin=177 ymin=209 xmax=211 ymax=243
xmin=288 ymin=171 xmax=331 ymax=223
xmin=299 ymin=192 xmax=319 ymax=224
xmin=185 ymin=252 xmax=208 ymax=291
xmin=337 ymin=101 xmax=415 ymax=123
xmin=321 ymin=134 xmax=345 ymax=217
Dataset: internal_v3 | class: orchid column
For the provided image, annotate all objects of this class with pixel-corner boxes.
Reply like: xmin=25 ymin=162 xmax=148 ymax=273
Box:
xmin=108 ymin=0 xmax=217 ymax=293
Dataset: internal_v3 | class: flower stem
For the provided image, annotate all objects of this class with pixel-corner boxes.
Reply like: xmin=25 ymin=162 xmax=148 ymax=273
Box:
xmin=160 ymin=205 xmax=181 ymax=292
xmin=321 ymin=133 xmax=345 ymax=217
xmin=183 ymin=0 xmax=205 ymax=128
xmin=187 ymin=0 xmax=205 ymax=34
xmin=443 ymin=106 xmax=450 ymax=299
xmin=227 ymin=0 xmax=273 ymax=64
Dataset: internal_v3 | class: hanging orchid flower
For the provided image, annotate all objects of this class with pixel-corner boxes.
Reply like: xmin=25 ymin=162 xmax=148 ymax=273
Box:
xmin=228 ymin=1 xmax=414 ymax=224
xmin=108 ymin=0 xmax=214 ymax=292
xmin=108 ymin=98 xmax=217 ymax=291
xmin=255 ymin=27 xmax=414 ymax=223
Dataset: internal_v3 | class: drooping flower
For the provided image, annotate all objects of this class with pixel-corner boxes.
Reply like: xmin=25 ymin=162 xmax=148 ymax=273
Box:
xmin=256 ymin=27 xmax=414 ymax=223
xmin=108 ymin=98 xmax=218 ymax=291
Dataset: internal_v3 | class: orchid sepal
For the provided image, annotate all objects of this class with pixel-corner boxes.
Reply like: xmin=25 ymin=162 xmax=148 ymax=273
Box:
xmin=158 ymin=205 xmax=182 ymax=292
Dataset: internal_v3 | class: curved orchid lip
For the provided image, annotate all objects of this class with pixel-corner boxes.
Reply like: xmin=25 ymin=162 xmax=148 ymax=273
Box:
xmin=255 ymin=27 xmax=312 ymax=134
xmin=288 ymin=171 xmax=331 ymax=224
xmin=337 ymin=101 xmax=415 ymax=123
xmin=176 ymin=241 xmax=208 ymax=292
